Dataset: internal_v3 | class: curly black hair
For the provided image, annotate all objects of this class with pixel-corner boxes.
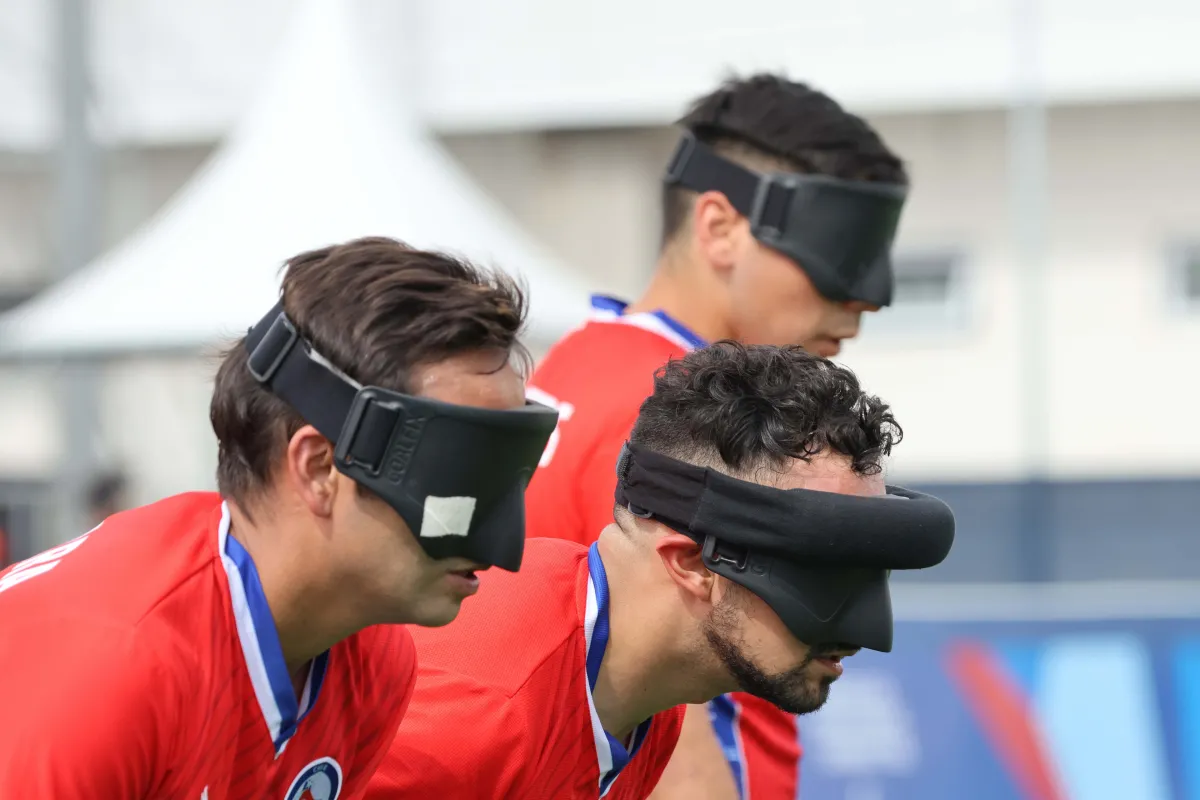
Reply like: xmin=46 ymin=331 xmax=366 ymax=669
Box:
xmin=630 ymin=341 xmax=902 ymax=477
xmin=662 ymin=73 xmax=908 ymax=246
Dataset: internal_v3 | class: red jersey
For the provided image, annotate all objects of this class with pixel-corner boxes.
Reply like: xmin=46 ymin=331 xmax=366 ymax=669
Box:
xmin=0 ymin=492 xmax=416 ymax=800
xmin=366 ymin=537 xmax=684 ymax=800
xmin=525 ymin=295 xmax=803 ymax=799
xmin=524 ymin=295 xmax=699 ymax=545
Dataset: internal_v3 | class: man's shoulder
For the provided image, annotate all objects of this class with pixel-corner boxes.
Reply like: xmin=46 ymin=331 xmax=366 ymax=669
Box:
xmin=538 ymin=318 xmax=690 ymax=372
xmin=533 ymin=320 xmax=688 ymax=401
xmin=337 ymin=623 xmax=417 ymax=705
xmin=346 ymin=621 xmax=416 ymax=664
xmin=368 ymin=662 xmax=533 ymax=798
xmin=0 ymin=492 xmax=224 ymax=633
xmin=525 ymin=536 xmax=590 ymax=564
xmin=382 ymin=617 xmax=582 ymax=797
xmin=0 ymin=608 xmax=196 ymax=775
xmin=411 ymin=539 xmax=587 ymax=693
xmin=0 ymin=495 xmax=225 ymax=754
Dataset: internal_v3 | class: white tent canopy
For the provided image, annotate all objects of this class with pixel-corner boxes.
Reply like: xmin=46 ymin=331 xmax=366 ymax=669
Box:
xmin=0 ymin=0 xmax=589 ymax=360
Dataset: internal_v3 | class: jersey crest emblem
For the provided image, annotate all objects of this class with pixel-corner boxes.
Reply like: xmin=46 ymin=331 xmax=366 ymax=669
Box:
xmin=283 ymin=757 xmax=343 ymax=800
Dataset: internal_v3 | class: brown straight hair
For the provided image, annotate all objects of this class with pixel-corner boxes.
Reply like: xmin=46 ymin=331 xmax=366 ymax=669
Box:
xmin=209 ymin=236 xmax=530 ymax=509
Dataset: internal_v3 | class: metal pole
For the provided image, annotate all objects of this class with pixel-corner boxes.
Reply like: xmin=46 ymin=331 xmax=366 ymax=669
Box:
xmin=52 ymin=0 xmax=101 ymax=546
xmin=1008 ymin=0 xmax=1053 ymax=581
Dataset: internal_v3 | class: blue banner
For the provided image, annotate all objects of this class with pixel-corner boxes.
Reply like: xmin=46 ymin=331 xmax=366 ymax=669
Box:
xmin=799 ymin=618 xmax=1200 ymax=800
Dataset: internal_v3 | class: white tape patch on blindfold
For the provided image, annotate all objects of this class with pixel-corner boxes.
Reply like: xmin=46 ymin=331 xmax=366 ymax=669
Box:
xmin=420 ymin=495 xmax=477 ymax=538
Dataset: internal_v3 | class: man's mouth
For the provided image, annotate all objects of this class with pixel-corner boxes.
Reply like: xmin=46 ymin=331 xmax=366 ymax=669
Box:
xmin=443 ymin=565 xmax=484 ymax=597
xmin=810 ymin=337 xmax=844 ymax=357
xmin=446 ymin=561 xmax=487 ymax=581
xmin=811 ymin=646 xmax=861 ymax=667
xmin=813 ymin=652 xmax=856 ymax=677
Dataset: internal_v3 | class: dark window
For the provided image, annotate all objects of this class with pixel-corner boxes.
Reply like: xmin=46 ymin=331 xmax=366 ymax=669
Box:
xmin=893 ymin=253 xmax=958 ymax=306
xmin=0 ymin=482 xmax=53 ymax=566
xmin=866 ymin=250 xmax=968 ymax=333
xmin=1180 ymin=245 xmax=1200 ymax=302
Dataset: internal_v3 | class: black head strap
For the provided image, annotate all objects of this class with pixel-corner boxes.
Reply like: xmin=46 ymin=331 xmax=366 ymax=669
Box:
xmin=615 ymin=442 xmax=954 ymax=570
xmin=243 ymin=300 xmax=398 ymax=473
xmin=664 ymin=132 xmax=794 ymax=234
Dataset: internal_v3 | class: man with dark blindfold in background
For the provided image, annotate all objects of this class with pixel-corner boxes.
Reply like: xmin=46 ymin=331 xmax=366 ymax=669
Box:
xmin=524 ymin=74 xmax=912 ymax=800
xmin=366 ymin=342 xmax=955 ymax=800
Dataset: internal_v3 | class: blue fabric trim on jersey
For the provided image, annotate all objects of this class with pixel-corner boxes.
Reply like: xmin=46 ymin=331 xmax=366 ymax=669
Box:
xmin=585 ymin=543 xmax=611 ymax=687
xmin=299 ymin=649 xmax=330 ymax=726
xmin=223 ymin=532 xmax=329 ymax=749
xmin=708 ymin=694 xmax=747 ymax=800
xmin=588 ymin=294 xmax=708 ymax=350
xmin=588 ymin=543 xmax=657 ymax=796
xmin=589 ymin=294 xmax=630 ymax=316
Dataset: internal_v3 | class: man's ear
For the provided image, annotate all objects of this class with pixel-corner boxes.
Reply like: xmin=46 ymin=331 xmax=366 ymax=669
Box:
xmin=655 ymin=532 xmax=716 ymax=603
xmin=283 ymin=424 xmax=338 ymax=518
xmin=692 ymin=190 xmax=743 ymax=277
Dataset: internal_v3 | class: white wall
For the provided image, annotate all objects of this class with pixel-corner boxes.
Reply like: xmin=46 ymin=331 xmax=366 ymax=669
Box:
xmin=0 ymin=357 xmax=217 ymax=491
xmin=0 ymin=154 xmax=50 ymax=288
xmin=0 ymin=367 xmax=58 ymax=478
xmin=832 ymin=102 xmax=1200 ymax=480
xmin=97 ymin=357 xmax=219 ymax=503
xmin=443 ymin=129 xmax=675 ymax=297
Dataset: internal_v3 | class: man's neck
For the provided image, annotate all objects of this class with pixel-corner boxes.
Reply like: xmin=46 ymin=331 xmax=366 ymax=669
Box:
xmin=589 ymin=534 xmax=731 ymax=740
xmin=227 ymin=503 xmax=365 ymax=677
xmin=624 ymin=251 xmax=733 ymax=344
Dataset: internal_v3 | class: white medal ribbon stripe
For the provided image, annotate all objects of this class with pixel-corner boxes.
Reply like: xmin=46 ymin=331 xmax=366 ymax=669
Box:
xmin=586 ymin=295 xmax=705 ymax=353
xmin=584 ymin=572 xmax=617 ymax=785
xmin=218 ymin=503 xmax=287 ymax=749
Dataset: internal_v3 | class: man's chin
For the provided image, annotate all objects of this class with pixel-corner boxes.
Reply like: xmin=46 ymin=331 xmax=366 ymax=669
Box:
xmin=801 ymin=336 xmax=843 ymax=358
xmin=763 ymin=678 xmax=834 ymax=715
xmin=395 ymin=596 xmax=465 ymax=628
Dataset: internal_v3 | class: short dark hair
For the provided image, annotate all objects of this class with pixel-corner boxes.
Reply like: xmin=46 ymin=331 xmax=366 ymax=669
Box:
xmin=210 ymin=236 xmax=529 ymax=508
xmin=630 ymin=341 xmax=901 ymax=479
xmin=661 ymin=73 xmax=908 ymax=246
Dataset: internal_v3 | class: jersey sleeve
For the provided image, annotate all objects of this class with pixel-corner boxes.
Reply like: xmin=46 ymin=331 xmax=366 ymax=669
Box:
xmin=362 ymin=671 xmax=530 ymax=800
xmin=576 ymin=407 xmax=641 ymax=544
xmin=339 ymin=625 xmax=420 ymax=798
xmin=0 ymin=617 xmax=180 ymax=797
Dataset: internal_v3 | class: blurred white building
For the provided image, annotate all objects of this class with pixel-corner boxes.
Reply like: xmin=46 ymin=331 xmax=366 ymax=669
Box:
xmin=1 ymin=0 xmax=1198 ymax=566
